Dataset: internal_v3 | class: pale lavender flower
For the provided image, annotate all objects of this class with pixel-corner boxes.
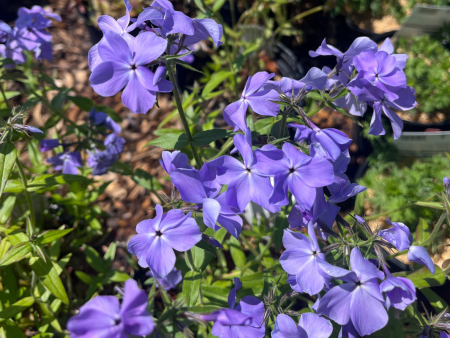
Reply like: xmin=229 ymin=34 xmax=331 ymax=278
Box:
xmin=380 ymin=264 xmax=416 ymax=310
xmin=378 ymin=219 xmax=413 ymax=251
xmin=317 ymin=247 xmax=387 ymax=336
xmin=146 ymin=268 xmax=182 ymax=290
xmin=272 ymin=313 xmax=333 ymax=338
xmin=159 ymin=150 xmax=191 ymax=174
xmin=201 ymin=278 xmax=265 ymax=338
xmin=89 ymin=31 xmax=173 ymax=114
xmin=67 ymin=279 xmax=154 ymax=338
xmin=407 ymin=246 xmax=435 ymax=274
xmin=327 ymin=173 xmax=366 ymax=204
xmin=254 ymin=142 xmax=334 ymax=209
xmin=96 ymin=0 xmax=135 ymax=42
xmin=89 ymin=109 xmax=121 ymax=133
xmin=208 ymin=129 xmax=281 ymax=213
xmin=170 ymin=164 xmax=243 ymax=238
xmin=87 ymin=149 xmax=117 ymax=176
xmin=444 ymin=177 xmax=450 ymax=197
xmin=104 ymin=133 xmax=125 ymax=156
xmin=223 ymin=72 xmax=280 ymax=131
xmin=280 ymin=222 xmax=351 ymax=296
xmin=40 ymin=139 xmax=60 ymax=152
xmin=127 ymin=204 xmax=201 ymax=277
xmin=47 ymin=151 xmax=82 ymax=175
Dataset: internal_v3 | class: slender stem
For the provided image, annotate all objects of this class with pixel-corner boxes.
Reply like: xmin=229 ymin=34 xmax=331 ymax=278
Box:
xmin=16 ymin=158 xmax=36 ymax=229
xmin=239 ymin=233 xmax=259 ymax=257
xmin=0 ymin=82 xmax=10 ymax=109
xmin=229 ymin=0 xmax=236 ymax=28
xmin=167 ymin=64 xmax=203 ymax=168
xmin=272 ymin=5 xmax=324 ymax=38
xmin=208 ymin=138 xmax=234 ymax=161
xmin=279 ymin=107 xmax=289 ymax=138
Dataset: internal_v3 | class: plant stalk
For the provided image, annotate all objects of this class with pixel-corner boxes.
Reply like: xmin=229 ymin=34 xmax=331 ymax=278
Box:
xmin=16 ymin=158 xmax=36 ymax=229
xmin=167 ymin=64 xmax=203 ymax=168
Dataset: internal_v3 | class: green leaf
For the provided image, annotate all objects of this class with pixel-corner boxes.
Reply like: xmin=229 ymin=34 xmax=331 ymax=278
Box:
xmin=192 ymin=129 xmax=235 ymax=147
xmin=274 ymin=216 xmax=289 ymax=251
xmin=105 ymin=270 xmax=130 ymax=282
xmin=183 ymin=270 xmax=202 ymax=307
xmin=421 ymin=288 xmax=448 ymax=312
xmin=165 ymin=50 xmax=193 ymax=60
xmin=238 ymin=272 xmax=265 ymax=297
xmin=414 ymin=201 xmax=445 ymax=210
xmin=407 ymin=265 xmax=445 ymax=289
xmin=213 ymin=0 xmax=226 ymax=11
xmin=36 ymin=229 xmax=73 ymax=245
xmin=415 ymin=218 xmax=430 ymax=244
xmin=0 ymin=241 xmax=31 ymax=266
xmin=132 ymin=169 xmax=163 ymax=191
xmin=175 ymin=60 xmax=205 ymax=74
xmin=29 ymin=255 xmax=69 ymax=304
xmin=68 ymin=96 xmax=94 ymax=111
xmin=195 ymin=240 xmax=217 ymax=258
xmin=306 ymin=92 xmax=322 ymax=100
xmin=229 ymin=236 xmax=246 ymax=269
xmin=142 ymin=132 xmax=188 ymax=150
xmin=185 ymin=306 xmax=221 ymax=313
xmin=28 ymin=174 xmax=91 ymax=191
xmin=202 ymin=71 xmax=232 ymax=97
xmin=0 ymin=195 xmax=16 ymax=224
xmin=104 ymin=242 xmax=117 ymax=268
xmin=186 ymin=246 xmax=213 ymax=272
xmin=75 ymin=271 xmax=94 ymax=284
xmin=0 ymin=142 xmax=17 ymax=198
xmin=0 ymin=297 xmax=34 ymax=321
xmin=83 ymin=245 xmax=104 ymax=273
xmin=201 ymin=285 xmax=229 ymax=305
xmin=109 ymin=162 xmax=133 ymax=175
xmin=51 ymin=88 xmax=70 ymax=111
xmin=3 ymin=179 xmax=24 ymax=193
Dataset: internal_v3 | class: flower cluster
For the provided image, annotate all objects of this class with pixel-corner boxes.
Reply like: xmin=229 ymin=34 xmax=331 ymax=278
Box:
xmin=40 ymin=108 xmax=125 ymax=175
xmin=88 ymin=0 xmax=222 ymax=114
xmin=0 ymin=6 xmax=61 ymax=64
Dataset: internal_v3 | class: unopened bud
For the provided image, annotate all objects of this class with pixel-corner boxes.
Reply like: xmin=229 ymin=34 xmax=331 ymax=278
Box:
xmin=153 ymin=64 xmax=167 ymax=86
xmin=444 ymin=177 xmax=450 ymax=197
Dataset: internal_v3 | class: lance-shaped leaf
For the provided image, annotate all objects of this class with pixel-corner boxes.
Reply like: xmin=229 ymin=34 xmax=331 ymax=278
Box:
xmin=30 ymin=255 xmax=69 ymax=304
xmin=183 ymin=270 xmax=202 ymax=307
xmin=36 ymin=229 xmax=73 ymax=245
xmin=0 ymin=241 xmax=31 ymax=266
xmin=0 ymin=142 xmax=17 ymax=198
xmin=0 ymin=297 xmax=34 ymax=321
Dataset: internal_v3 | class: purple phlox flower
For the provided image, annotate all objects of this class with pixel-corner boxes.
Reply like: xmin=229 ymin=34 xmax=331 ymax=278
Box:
xmin=169 ymin=42 xmax=195 ymax=64
xmin=335 ymin=91 xmax=367 ymax=117
xmin=153 ymin=63 xmax=167 ymax=85
xmin=40 ymin=139 xmax=60 ymax=152
xmin=348 ymin=79 xmax=416 ymax=140
xmin=0 ymin=35 xmax=26 ymax=65
xmin=272 ymin=313 xmax=333 ymax=338
xmin=16 ymin=6 xmax=61 ymax=29
xmin=202 ymin=233 xmax=224 ymax=248
xmin=338 ymin=322 xmax=359 ymax=338
xmin=89 ymin=31 xmax=173 ymax=114
xmin=97 ymin=0 xmax=136 ymax=42
xmin=380 ymin=263 xmax=416 ymax=310
xmin=327 ymin=173 xmax=366 ymax=203
xmin=378 ymin=218 xmax=413 ymax=251
xmin=183 ymin=18 xmax=223 ymax=47
xmin=170 ymin=164 xmax=243 ymax=238
xmin=47 ymin=151 xmax=82 ymax=175
xmin=146 ymin=267 xmax=182 ymax=290
xmin=159 ymin=150 xmax=192 ymax=174
xmin=441 ymin=332 xmax=450 ymax=338
xmin=378 ymin=38 xmax=408 ymax=70
xmin=254 ymin=142 xmax=334 ymax=209
xmin=444 ymin=177 xmax=450 ymax=197
xmin=280 ymin=222 xmax=351 ymax=296
xmin=309 ymin=142 xmax=350 ymax=175
xmin=201 ymin=278 xmax=266 ymax=338
xmin=67 ymin=279 xmax=154 ymax=338
xmin=289 ymin=122 xmax=352 ymax=161
xmin=223 ymin=72 xmax=280 ymax=131
xmin=104 ymin=133 xmax=125 ymax=155
xmin=127 ymin=204 xmax=201 ymax=277
xmin=289 ymin=275 xmax=334 ymax=295
xmin=407 ymin=246 xmax=435 ymax=274
xmin=208 ymin=129 xmax=281 ymax=214
xmin=87 ymin=149 xmax=117 ymax=176
xmin=267 ymin=67 xmax=328 ymax=99
xmin=353 ymin=50 xmax=407 ymax=101
xmin=89 ymin=109 xmax=122 ymax=133
xmin=309 ymin=37 xmax=378 ymax=71
xmin=0 ymin=21 xmax=11 ymax=42
xmin=317 ymin=247 xmax=387 ymax=337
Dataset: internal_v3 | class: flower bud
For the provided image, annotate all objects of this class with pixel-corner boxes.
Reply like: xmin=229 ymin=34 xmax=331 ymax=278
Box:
xmin=444 ymin=177 xmax=450 ymax=197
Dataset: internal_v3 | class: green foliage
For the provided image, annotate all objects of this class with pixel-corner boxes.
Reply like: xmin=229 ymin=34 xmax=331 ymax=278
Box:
xmin=356 ymin=154 xmax=450 ymax=228
xmin=397 ymin=35 xmax=450 ymax=115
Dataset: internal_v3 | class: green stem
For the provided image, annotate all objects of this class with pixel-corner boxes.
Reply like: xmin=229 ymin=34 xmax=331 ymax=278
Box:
xmin=229 ymin=0 xmax=236 ymax=28
xmin=239 ymin=233 xmax=259 ymax=257
xmin=16 ymin=158 xmax=36 ymax=229
xmin=279 ymin=107 xmax=289 ymax=138
xmin=208 ymin=138 xmax=234 ymax=161
xmin=167 ymin=64 xmax=203 ymax=168
xmin=0 ymin=82 xmax=10 ymax=109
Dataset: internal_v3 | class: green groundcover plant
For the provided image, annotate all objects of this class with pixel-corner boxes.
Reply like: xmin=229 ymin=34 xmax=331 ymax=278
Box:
xmin=1 ymin=1 xmax=450 ymax=338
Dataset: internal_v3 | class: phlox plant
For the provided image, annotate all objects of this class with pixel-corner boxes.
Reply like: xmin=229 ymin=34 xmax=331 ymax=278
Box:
xmin=0 ymin=1 xmax=450 ymax=338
